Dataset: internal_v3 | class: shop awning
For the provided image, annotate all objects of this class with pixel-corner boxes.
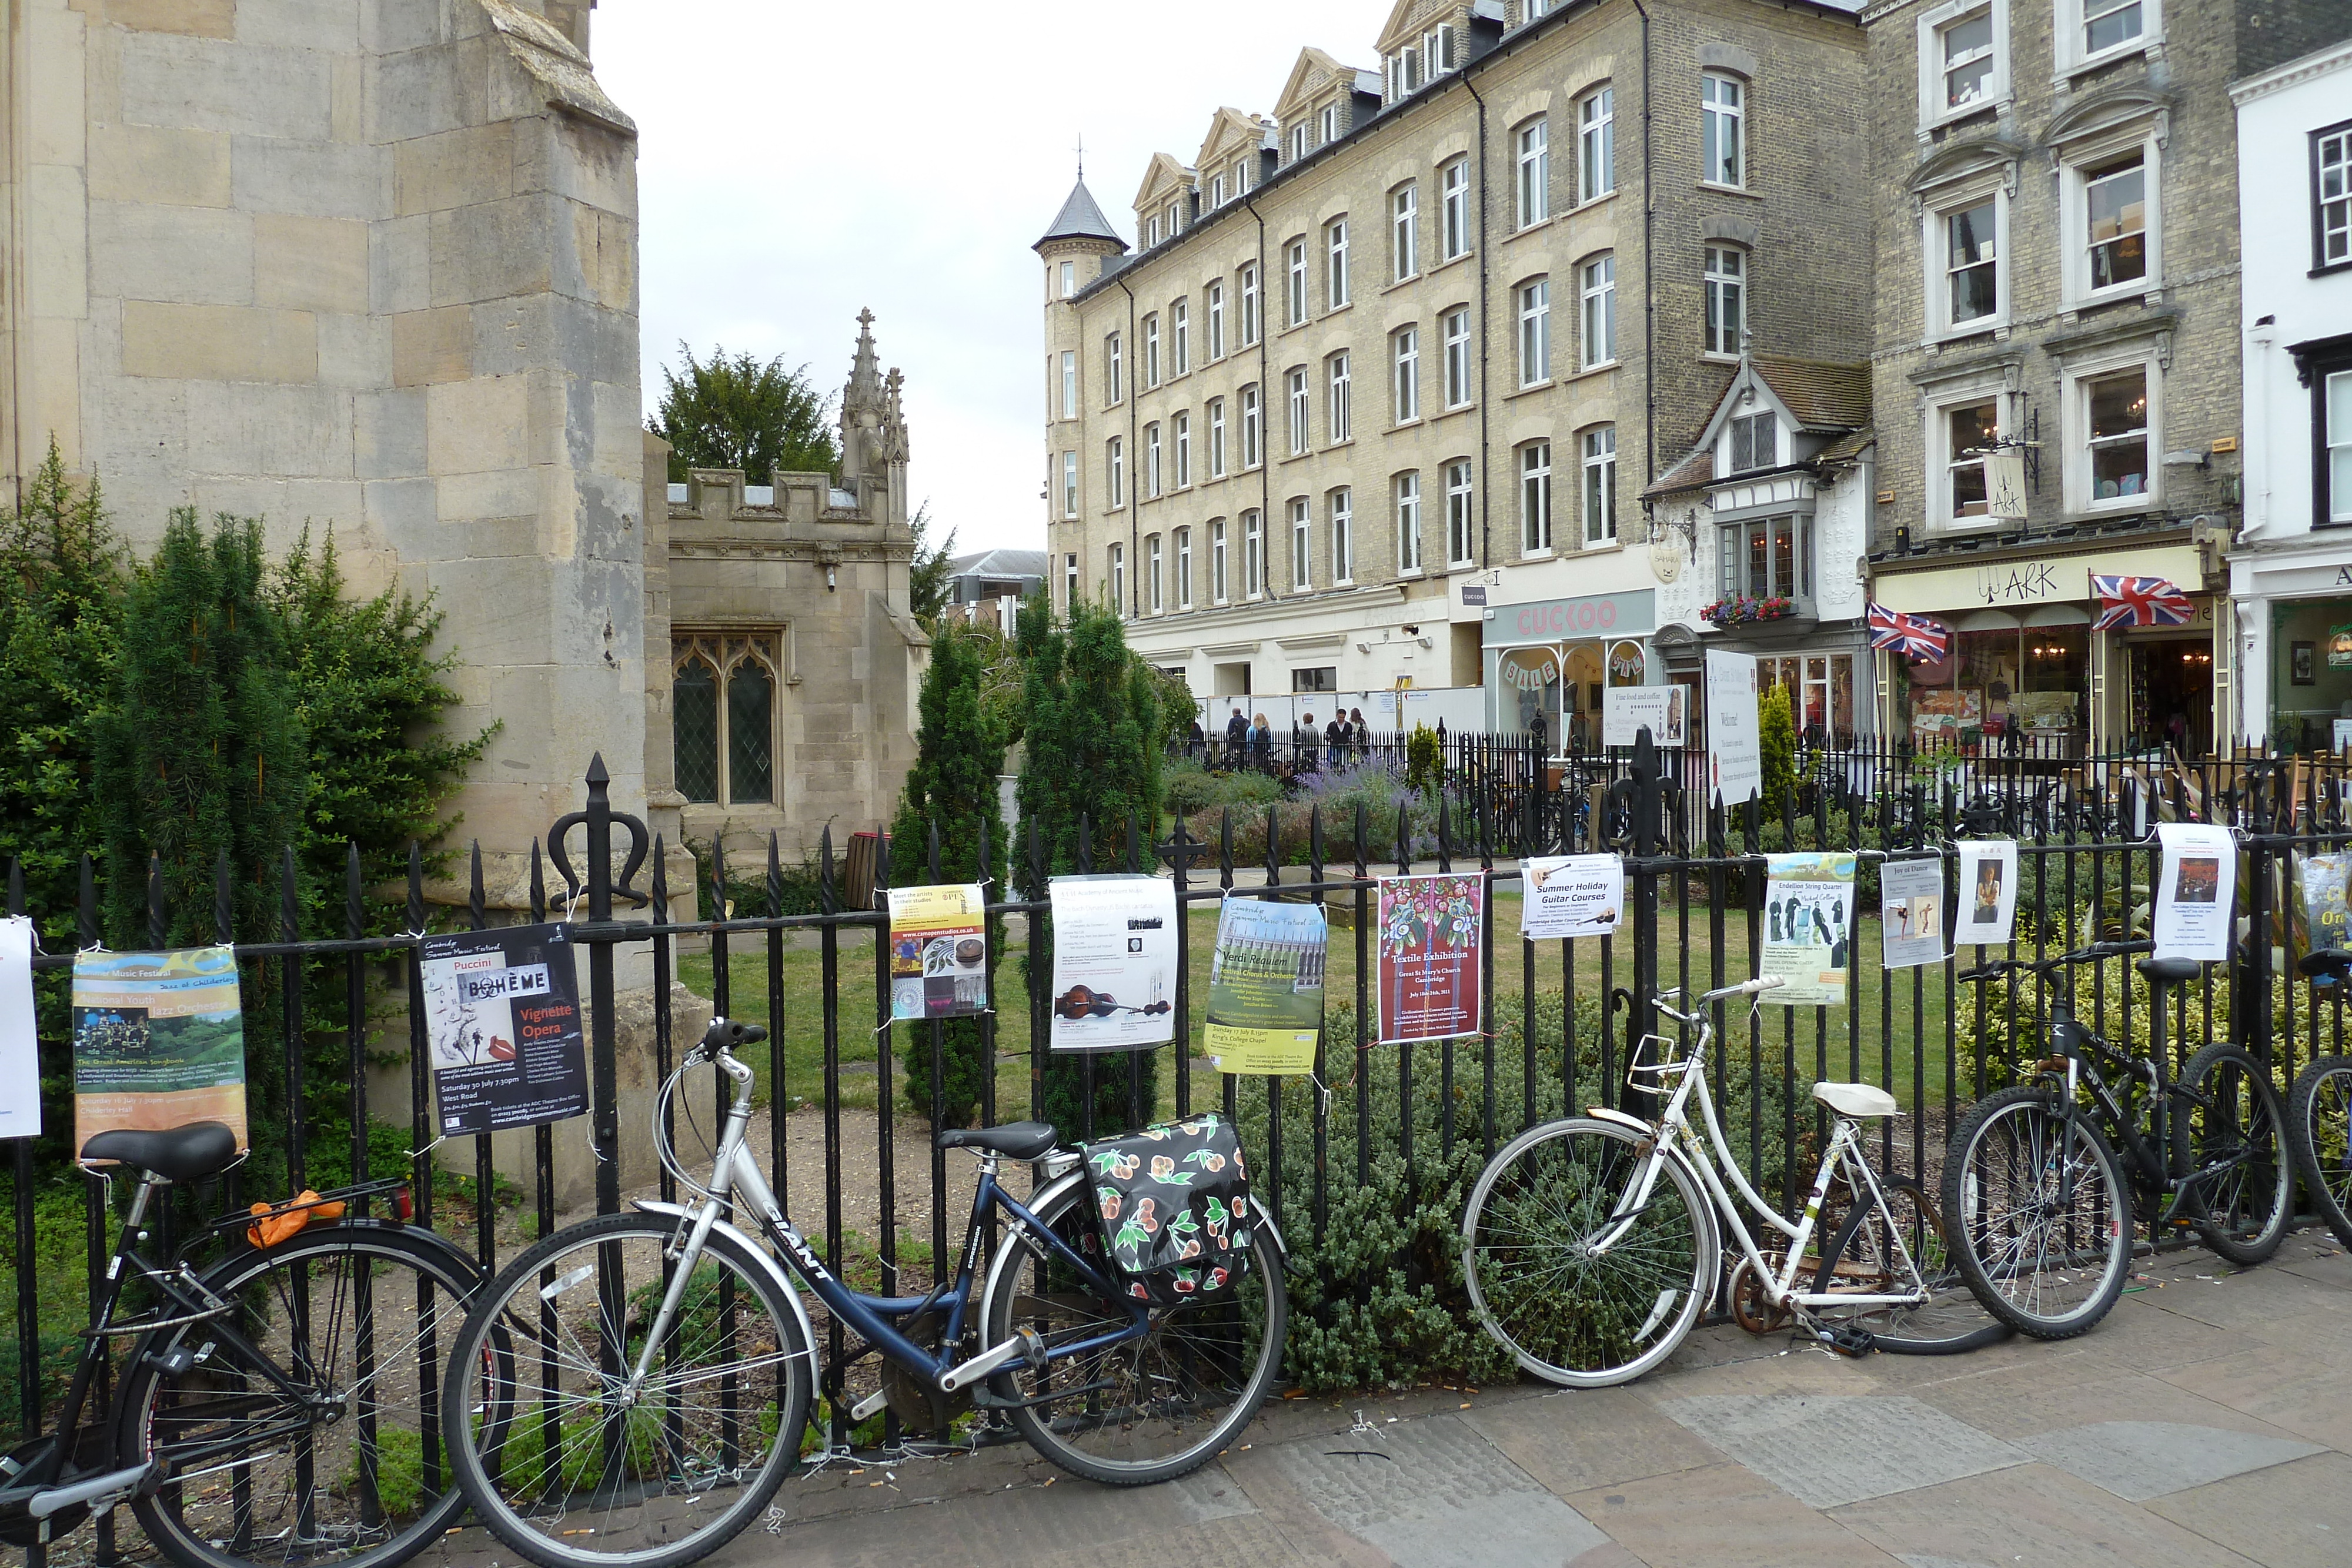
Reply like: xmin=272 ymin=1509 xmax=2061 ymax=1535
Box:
xmin=2090 ymin=574 xmax=2195 ymax=630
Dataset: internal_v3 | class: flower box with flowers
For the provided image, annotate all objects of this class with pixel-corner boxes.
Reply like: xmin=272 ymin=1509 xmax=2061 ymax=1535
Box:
xmin=1701 ymin=594 xmax=1796 ymax=627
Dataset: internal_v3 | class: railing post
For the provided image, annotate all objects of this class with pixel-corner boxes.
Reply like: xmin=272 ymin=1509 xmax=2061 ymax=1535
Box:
xmin=581 ymin=756 xmax=621 ymax=1217
xmin=1631 ymin=727 xmax=1663 ymax=1092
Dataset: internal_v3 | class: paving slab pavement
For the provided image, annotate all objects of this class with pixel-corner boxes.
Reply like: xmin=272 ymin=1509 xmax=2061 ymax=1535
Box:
xmin=422 ymin=1228 xmax=2351 ymax=1568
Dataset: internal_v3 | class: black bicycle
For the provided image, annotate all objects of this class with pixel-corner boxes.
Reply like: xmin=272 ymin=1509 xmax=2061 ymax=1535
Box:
xmin=1942 ymin=941 xmax=2293 ymax=1339
xmin=2288 ymin=949 xmax=2352 ymax=1248
xmin=0 ymin=1123 xmax=506 ymax=1568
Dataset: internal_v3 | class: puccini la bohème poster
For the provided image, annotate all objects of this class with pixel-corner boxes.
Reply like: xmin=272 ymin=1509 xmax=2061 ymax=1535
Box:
xmin=1376 ymin=874 xmax=1485 ymax=1044
xmin=420 ymin=923 xmax=589 ymax=1135
xmin=72 ymin=946 xmax=248 ymax=1156
xmin=1760 ymin=854 xmax=1855 ymax=1007
xmin=1202 ymin=897 xmax=1327 ymax=1075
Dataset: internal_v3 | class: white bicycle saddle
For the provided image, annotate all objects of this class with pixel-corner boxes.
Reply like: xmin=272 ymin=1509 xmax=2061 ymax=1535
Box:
xmin=1810 ymin=1081 xmax=1901 ymax=1119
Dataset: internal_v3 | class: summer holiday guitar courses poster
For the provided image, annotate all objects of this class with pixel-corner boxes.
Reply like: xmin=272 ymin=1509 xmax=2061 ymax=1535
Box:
xmin=886 ymin=884 xmax=988 ymax=1021
xmin=0 ymin=918 xmax=39 ymax=1137
xmin=2153 ymin=822 xmax=2236 ymax=963
xmin=1376 ymin=874 xmax=1485 ymax=1044
xmin=1760 ymin=854 xmax=1855 ymax=1007
xmin=419 ymin=924 xmax=588 ymax=1135
xmin=1048 ymin=875 xmax=1178 ymax=1052
xmin=1203 ymin=897 xmax=1327 ymax=1075
xmin=1520 ymin=855 xmax=1625 ymax=941
xmin=72 ymin=946 xmax=248 ymax=1155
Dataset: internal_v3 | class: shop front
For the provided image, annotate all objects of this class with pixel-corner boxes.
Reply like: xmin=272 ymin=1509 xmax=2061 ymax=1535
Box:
xmin=1870 ymin=539 xmax=2223 ymax=757
xmin=2228 ymin=547 xmax=2352 ymax=751
xmin=1482 ymin=588 xmax=1657 ymax=749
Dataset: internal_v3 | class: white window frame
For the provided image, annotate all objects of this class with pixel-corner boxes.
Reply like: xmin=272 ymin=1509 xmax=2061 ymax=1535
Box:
xmin=1320 ymin=103 xmax=1339 ymax=145
xmin=1580 ymin=255 xmax=1616 ymax=370
xmin=1064 ymin=551 xmax=1078 ymax=611
xmin=1061 ymin=449 xmax=1078 ymax=518
xmin=1175 ymin=526 xmax=1194 ymax=607
xmin=1143 ymin=314 xmax=1161 ymax=388
xmin=2317 ymin=122 xmax=2351 ymax=270
xmin=1702 ymin=73 xmax=1745 ymax=189
xmin=1392 ymin=183 xmax=1419 ymax=280
xmin=1516 ymin=118 xmax=1549 ymax=228
xmin=2325 ymin=369 xmax=2352 ymax=523
xmin=1209 ymin=399 xmax=1228 ymax=477
xmin=1241 ymin=383 xmax=1262 ymax=467
xmin=1582 ymin=426 xmax=1617 ymax=543
xmin=1441 ymin=159 xmax=1471 ymax=261
xmin=1703 ymin=246 xmax=1744 ymax=358
xmin=1424 ymin=24 xmax=1458 ymax=75
xmin=1518 ymin=278 xmax=1551 ymax=386
xmin=2061 ymin=348 xmax=2162 ymax=517
xmin=1517 ymin=442 xmax=1552 ymax=556
xmin=1147 ymin=213 xmax=1162 ymax=248
xmin=1207 ymin=279 xmax=1227 ymax=359
xmin=1060 ymin=349 xmax=1078 ymax=417
xmin=1395 ymin=472 xmax=1424 ymax=574
xmin=1110 ymin=541 xmax=1126 ymax=610
xmin=2055 ymin=0 xmax=2160 ymax=77
xmin=1210 ymin=172 xmax=1227 ymax=208
xmin=1328 ymin=218 xmax=1351 ymax=309
xmin=1330 ymin=489 xmax=1354 ymax=584
xmin=1145 ymin=422 xmax=1162 ymax=497
xmin=1328 ymin=352 xmax=1352 ymax=443
xmin=1244 ymin=510 xmax=1265 ymax=597
xmin=2061 ymin=133 xmax=2160 ymax=307
xmin=1240 ymin=263 xmax=1261 ymax=345
xmin=1917 ymin=0 xmax=2008 ymax=130
xmin=1147 ymin=533 xmax=1164 ymax=613
xmin=1288 ymin=122 xmax=1308 ymax=164
xmin=1446 ymin=457 xmax=1478 ymax=566
xmin=1171 ymin=299 xmax=1190 ymax=375
xmin=1211 ymin=519 xmax=1230 ymax=603
xmin=1579 ymin=85 xmax=1615 ymax=204
xmin=1174 ymin=410 xmax=1192 ymax=487
xmin=1287 ymin=238 xmax=1309 ymax=326
xmin=1058 ymin=259 xmax=1076 ymax=298
xmin=1289 ymin=496 xmax=1312 ymax=591
xmin=1924 ymin=185 xmax=2008 ymax=339
xmin=1105 ymin=332 xmax=1122 ymax=404
xmin=1394 ymin=327 xmax=1421 ymax=423
xmin=1925 ymin=389 xmax=2006 ymax=532
xmin=1108 ymin=436 xmax=1125 ymax=508
xmin=1443 ymin=306 xmax=1472 ymax=408
xmin=1286 ymin=367 xmax=1310 ymax=456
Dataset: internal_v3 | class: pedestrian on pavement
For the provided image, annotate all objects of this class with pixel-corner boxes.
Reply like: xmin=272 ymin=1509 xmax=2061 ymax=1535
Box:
xmin=1295 ymin=713 xmax=1319 ymax=773
xmin=1251 ymin=712 xmax=1272 ymax=772
xmin=1225 ymin=707 xmax=1248 ymax=768
xmin=1325 ymin=712 xmax=1345 ymax=769
xmin=1350 ymin=707 xmax=1369 ymax=760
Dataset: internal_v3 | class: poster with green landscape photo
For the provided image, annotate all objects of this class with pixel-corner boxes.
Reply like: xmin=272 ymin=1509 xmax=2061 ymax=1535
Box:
xmin=72 ymin=947 xmax=248 ymax=1157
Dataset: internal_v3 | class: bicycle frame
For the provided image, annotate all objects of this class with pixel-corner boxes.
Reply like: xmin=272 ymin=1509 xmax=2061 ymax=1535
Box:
xmin=1596 ymin=997 xmax=1927 ymax=1315
xmin=626 ymin=1047 xmax=1151 ymax=1407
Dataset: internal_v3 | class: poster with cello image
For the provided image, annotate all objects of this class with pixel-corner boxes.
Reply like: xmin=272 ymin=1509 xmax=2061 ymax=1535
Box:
xmin=1376 ymin=873 xmax=1485 ymax=1044
xmin=1760 ymin=854 xmax=1855 ymax=1007
xmin=72 ymin=946 xmax=248 ymax=1157
xmin=1048 ymin=875 xmax=1178 ymax=1052
xmin=886 ymin=883 xmax=988 ymax=1021
xmin=419 ymin=923 xmax=588 ymax=1135
xmin=1202 ymin=896 xmax=1327 ymax=1075
xmin=2153 ymin=822 xmax=2235 ymax=963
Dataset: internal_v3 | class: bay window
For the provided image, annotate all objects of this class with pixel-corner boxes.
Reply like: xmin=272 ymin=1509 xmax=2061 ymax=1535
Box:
xmin=1717 ymin=514 xmax=1812 ymax=603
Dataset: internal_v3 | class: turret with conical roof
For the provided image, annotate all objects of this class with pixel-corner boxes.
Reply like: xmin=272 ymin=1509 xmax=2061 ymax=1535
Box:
xmin=1035 ymin=176 xmax=1125 ymax=252
xmin=1037 ymin=165 xmax=1125 ymax=566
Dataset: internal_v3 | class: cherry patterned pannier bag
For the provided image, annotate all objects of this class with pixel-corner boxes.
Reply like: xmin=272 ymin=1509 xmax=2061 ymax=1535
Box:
xmin=1082 ymin=1114 xmax=1254 ymax=1307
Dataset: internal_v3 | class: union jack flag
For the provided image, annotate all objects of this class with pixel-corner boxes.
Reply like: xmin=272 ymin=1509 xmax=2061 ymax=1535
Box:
xmin=1867 ymin=603 xmax=1950 ymax=661
xmin=2090 ymin=574 xmax=2194 ymax=630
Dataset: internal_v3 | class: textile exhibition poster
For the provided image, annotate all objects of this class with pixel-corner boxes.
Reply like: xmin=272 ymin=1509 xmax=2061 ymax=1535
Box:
xmin=1048 ymin=874 xmax=1178 ymax=1051
xmin=1377 ymin=874 xmax=1485 ymax=1044
xmin=72 ymin=946 xmax=248 ymax=1155
xmin=1760 ymin=854 xmax=1855 ymax=1007
xmin=420 ymin=923 xmax=589 ymax=1134
xmin=1203 ymin=897 xmax=1327 ymax=1075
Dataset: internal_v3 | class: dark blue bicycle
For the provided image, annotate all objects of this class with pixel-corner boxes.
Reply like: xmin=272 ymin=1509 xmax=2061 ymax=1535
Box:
xmin=437 ymin=1019 xmax=1287 ymax=1568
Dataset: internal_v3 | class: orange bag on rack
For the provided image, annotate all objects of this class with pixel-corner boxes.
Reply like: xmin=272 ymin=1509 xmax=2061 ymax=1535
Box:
xmin=246 ymin=1191 xmax=347 ymax=1248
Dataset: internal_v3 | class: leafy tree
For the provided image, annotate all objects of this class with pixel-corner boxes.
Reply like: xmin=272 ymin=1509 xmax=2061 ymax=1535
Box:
xmin=1014 ymin=594 xmax=1165 ymax=1139
xmin=647 ymin=343 xmax=837 ymax=484
xmin=908 ymin=501 xmax=957 ymax=627
xmin=1759 ymin=683 xmax=1796 ymax=819
xmin=889 ymin=622 xmax=1010 ymax=1127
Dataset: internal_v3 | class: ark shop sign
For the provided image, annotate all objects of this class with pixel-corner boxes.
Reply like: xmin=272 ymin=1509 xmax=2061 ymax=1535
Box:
xmin=1873 ymin=545 xmax=2205 ymax=614
xmin=1486 ymin=588 xmax=1658 ymax=647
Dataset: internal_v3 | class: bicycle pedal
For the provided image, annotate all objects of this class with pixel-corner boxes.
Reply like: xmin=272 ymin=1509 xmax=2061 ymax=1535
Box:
xmin=1809 ymin=1324 xmax=1876 ymax=1357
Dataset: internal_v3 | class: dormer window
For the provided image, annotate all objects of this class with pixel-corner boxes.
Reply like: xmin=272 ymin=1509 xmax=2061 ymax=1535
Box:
xmin=1210 ymin=172 xmax=1227 ymax=207
xmin=1388 ymin=46 xmax=1424 ymax=100
xmin=1164 ymin=200 xmax=1181 ymax=239
xmin=1147 ymin=213 xmax=1162 ymax=247
xmin=1728 ymin=410 xmax=1779 ymax=474
xmin=1424 ymin=25 xmax=1457 ymax=75
xmin=1319 ymin=103 xmax=1339 ymax=145
xmin=1288 ymin=122 xmax=1308 ymax=163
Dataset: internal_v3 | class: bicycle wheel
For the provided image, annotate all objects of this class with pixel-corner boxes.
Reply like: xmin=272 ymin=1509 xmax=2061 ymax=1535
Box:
xmin=1461 ymin=1118 xmax=1718 ymax=1388
xmin=1807 ymin=1175 xmax=2008 ymax=1355
xmin=1942 ymin=1085 xmax=2133 ymax=1339
xmin=978 ymin=1172 xmax=1285 ymax=1486
xmin=2173 ymin=1043 xmax=2292 ymax=1266
xmin=115 ymin=1222 xmax=496 ymax=1568
xmin=2287 ymin=1055 xmax=2352 ymax=1247
xmin=439 ymin=1213 xmax=814 ymax=1568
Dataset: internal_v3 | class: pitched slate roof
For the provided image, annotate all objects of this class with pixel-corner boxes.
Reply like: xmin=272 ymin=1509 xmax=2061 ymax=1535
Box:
xmin=1035 ymin=179 xmax=1125 ymax=250
xmin=1751 ymin=357 xmax=1870 ymax=432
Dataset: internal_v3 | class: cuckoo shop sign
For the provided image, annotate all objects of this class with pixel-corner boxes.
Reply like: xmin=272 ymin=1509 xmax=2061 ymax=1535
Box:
xmin=1493 ymin=589 xmax=1656 ymax=644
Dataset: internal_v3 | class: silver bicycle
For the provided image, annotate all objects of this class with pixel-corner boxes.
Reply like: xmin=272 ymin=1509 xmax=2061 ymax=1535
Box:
xmin=1462 ymin=977 xmax=2006 ymax=1388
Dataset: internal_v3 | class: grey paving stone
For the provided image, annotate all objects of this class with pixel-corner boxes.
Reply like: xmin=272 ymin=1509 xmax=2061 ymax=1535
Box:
xmin=1831 ymin=1462 xmax=2267 ymax=1568
xmin=2020 ymin=1419 xmax=2324 ymax=1502
xmin=2145 ymin=1450 xmax=2352 ymax=1568
xmin=1897 ymin=1556 xmax=1998 ymax=1568
xmin=1658 ymin=1395 xmax=2027 ymax=1509
xmin=1262 ymin=1413 xmax=1616 ymax=1568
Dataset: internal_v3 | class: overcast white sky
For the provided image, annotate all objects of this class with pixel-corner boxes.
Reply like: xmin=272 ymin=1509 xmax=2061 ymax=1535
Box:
xmin=594 ymin=1 xmax=1381 ymax=557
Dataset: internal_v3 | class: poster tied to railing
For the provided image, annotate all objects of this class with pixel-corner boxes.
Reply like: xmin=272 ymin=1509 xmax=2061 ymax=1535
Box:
xmin=886 ymin=884 xmax=988 ymax=1021
xmin=1760 ymin=854 xmax=1854 ymax=1006
xmin=1049 ymin=875 xmax=1177 ymax=1051
xmin=1204 ymin=897 xmax=1327 ymax=1075
xmin=1521 ymin=855 xmax=1624 ymax=941
xmin=1 ymin=918 xmax=39 ymax=1137
xmin=2153 ymin=823 xmax=2235 ymax=962
xmin=1953 ymin=841 xmax=2019 ymax=947
xmin=1880 ymin=858 xmax=1946 ymax=970
xmin=1377 ymin=874 xmax=1485 ymax=1044
xmin=1705 ymin=650 xmax=1762 ymax=807
xmin=2289 ymin=851 xmax=2351 ymax=978
xmin=420 ymin=924 xmax=588 ymax=1135
xmin=72 ymin=946 xmax=248 ymax=1156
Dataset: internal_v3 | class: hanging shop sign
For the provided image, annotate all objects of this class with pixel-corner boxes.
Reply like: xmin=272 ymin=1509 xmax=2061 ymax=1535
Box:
xmin=1872 ymin=545 xmax=2203 ymax=616
xmin=2331 ymin=626 xmax=2352 ymax=670
xmin=1203 ymin=897 xmax=1327 ymax=1075
xmin=420 ymin=923 xmax=589 ymax=1135
xmin=0 ymin=919 xmax=38 ymax=1138
xmin=1048 ymin=875 xmax=1178 ymax=1052
xmin=1486 ymin=589 xmax=1656 ymax=646
xmin=1760 ymin=855 xmax=1855 ymax=1006
xmin=1375 ymin=874 xmax=1485 ymax=1044
xmin=73 ymin=946 xmax=248 ymax=1156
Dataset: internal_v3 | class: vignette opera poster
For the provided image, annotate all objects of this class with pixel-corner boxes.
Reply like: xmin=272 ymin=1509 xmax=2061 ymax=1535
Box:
xmin=1376 ymin=873 xmax=1485 ymax=1044
xmin=419 ymin=923 xmax=589 ymax=1134
xmin=72 ymin=946 xmax=249 ymax=1155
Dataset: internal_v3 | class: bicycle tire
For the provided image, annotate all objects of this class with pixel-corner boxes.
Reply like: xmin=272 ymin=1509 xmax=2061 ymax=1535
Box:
xmin=1942 ymin=1085 xmax=2133 ymax=1340
xmin=1808 ymin=1175 xmax=2009 ymax=1355
xmin=978 ymin=1172 xmax=1285 ymax=1486
xmin=438 ymin=1212 xmax=814 ymax=1568
xmin=114 ymin=1221 xmax=498 ymax=1568
xmin=2287 ymin=1055 xmax=2352 ymax=1248
xmin=2173 ymin=1042 xmax=2293 ymax=1266
xmin=1461 ymin=1117 xmax=1719 ymax=1389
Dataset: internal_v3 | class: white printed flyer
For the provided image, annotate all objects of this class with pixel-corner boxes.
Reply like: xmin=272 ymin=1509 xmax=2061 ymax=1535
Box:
xmin=2153 ymin=822 xmax=2235 ymax=963
xmin=1520 ymin=855 xmax=1625 ymax=941
xmin=0 ymin=917 xmax=39 ymax=1137
xmin=1953 ymin=841 xmax=2020 ymax=948
xmin=1879 ymin=857 xmax=1946 ymax=971
xmin=1048 ymin=875 xmax=1178 ymax=1052
xmin=1705 ymin=650 xmax=1763 ymax=808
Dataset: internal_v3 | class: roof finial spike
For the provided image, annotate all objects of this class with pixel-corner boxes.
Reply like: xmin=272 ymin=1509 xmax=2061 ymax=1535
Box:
xmin=1076 ymin=132 xmax=1084 ymax=182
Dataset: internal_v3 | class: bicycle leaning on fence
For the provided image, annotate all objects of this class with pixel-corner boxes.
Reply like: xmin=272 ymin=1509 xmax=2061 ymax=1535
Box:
xmin=2286 ymin=948 xmax=2352 ymax=1250
xmin=437 ymin=1017 xmax=1289 ymax=1568
xmin=1459 ymin=977 xmax=2007 ymax=1390
xmin=1941 ymin=941 xmax=2293 ymax=1340
xmin=0 ymin=1121 xmax=502 ymax=1568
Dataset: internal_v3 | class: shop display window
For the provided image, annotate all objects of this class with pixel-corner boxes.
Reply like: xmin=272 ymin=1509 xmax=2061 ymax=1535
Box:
xmin=1901 ymin=621 xmax=2087 ymax=754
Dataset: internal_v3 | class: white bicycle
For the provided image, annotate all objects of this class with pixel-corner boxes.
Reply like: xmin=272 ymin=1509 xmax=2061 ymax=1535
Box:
xmin=1462 ymin=977 xmax=2006 ymax=1388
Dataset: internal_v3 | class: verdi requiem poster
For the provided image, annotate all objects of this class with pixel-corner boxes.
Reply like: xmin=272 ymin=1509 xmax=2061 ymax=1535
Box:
xmin=1376 ymin=874 xmax=1486 ymax=1044
xmin=1048 ymin=875 xmax=1179 ymax=1052
xmin=419 ymin=924 xmax=589 ymax=1134
xmin=72 ymin=946 xmax=248 ymax=1156
xmin=1202 ymin=897 xmax=1327 ymax=1075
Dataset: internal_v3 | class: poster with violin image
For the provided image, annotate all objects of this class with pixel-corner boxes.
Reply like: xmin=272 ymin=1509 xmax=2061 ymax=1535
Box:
xmin=1048 ymin=875 xmax=1178 ymax=1051
xmin=419 ymin=923 xmax=587 ymax=1135
xmin=887 ymin=884 xmax=989 ymax=1021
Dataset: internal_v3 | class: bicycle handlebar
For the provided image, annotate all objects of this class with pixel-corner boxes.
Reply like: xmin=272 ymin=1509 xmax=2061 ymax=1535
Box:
xmin=1956 ymin=939 xmax=2153 ymax=984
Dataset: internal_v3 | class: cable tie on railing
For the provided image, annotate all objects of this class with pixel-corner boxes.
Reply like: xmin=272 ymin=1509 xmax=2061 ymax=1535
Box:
xmin=403 ymin=1132 xmax=451 ymax=1161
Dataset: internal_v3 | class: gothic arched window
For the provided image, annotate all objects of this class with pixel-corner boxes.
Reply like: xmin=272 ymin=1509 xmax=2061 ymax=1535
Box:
xmin=671 ymin=633 xmax=780 ymax=806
